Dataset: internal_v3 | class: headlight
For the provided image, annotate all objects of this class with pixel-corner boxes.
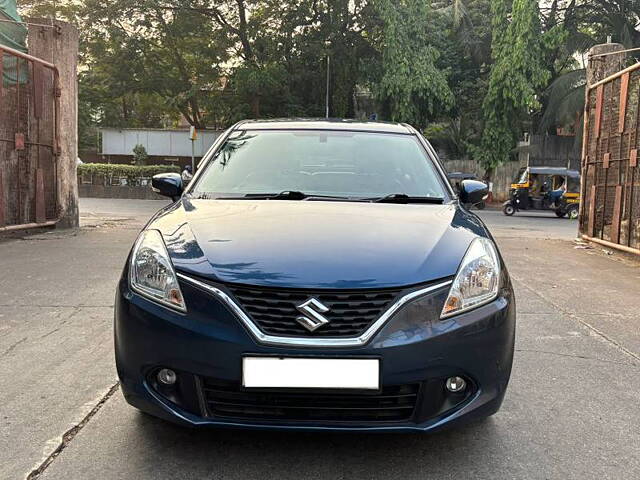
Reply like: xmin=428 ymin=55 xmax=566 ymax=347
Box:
xmin=441 ymin=237 xmax=500 ymax=318
xmin=129 ymin=229 xmax=186 ymax=312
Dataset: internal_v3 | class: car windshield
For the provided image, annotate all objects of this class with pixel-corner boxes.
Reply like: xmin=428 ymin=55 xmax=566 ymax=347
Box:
xmin=514 ymin=167 xmax=528 ymax=184
xmin=190 ymin=130 xmax=447 ymax=199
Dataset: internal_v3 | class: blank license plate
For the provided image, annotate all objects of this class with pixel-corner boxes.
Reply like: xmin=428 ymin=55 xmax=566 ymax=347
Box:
xmin=242 ymin=357 xmax=380 ymax=390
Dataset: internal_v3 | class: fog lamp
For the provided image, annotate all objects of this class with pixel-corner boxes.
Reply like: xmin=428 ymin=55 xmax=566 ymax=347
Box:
xmin=157 ymin=368 xmax=177 ymax=385
xmin=445 ymin=376 xmax=466 ymax=393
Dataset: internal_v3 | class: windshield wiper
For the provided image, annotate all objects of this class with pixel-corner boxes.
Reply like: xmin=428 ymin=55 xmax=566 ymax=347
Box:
xmin=193 ymin=191 xmax=442 ymax=203
xmin=212 ymin=191 xmax=353 ymax=201
xmin=371 ymin=194 xmax=444 ymax=204
xmin=188 ymin=192 xmax=216 ymax=200
xmin=243 ymin=191 xmax=310 ymax=200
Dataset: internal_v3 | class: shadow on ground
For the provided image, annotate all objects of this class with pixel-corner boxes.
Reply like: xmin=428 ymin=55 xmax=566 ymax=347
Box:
xmin=128 ymin=410 xmax=501 ymax=479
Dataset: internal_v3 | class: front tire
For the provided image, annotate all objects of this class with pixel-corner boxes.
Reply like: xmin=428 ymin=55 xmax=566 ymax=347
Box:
xmin=555 ymin=209 xmax=567 ymax=218
xmin=567 ymin=204 xmax=579 ymax=219
xmin=503 ymin=203 xmax=515 ymax=216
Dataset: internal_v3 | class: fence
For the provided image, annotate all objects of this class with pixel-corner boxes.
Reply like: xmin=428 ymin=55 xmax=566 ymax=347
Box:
xmin=0 ymin=44 xmax=60 ymax=230
xmin=580 ymin=63 xmax=640 ymax=253
xmin=441 ymin=159 xmax=524 ymax=203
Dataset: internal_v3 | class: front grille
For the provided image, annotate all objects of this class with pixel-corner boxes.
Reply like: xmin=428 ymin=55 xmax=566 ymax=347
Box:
xmin=200 ymin=378 xmax=420 ymax=422
xmin=225 ymin=284 xmax=404 ymax=337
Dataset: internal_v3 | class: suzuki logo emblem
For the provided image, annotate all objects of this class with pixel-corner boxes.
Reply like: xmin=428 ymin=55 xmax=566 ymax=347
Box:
xmin=295 ymin=298 xmax=330 ymax=332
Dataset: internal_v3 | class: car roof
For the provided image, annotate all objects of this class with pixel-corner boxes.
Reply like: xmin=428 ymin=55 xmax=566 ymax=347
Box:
xmin=236 ymin=118 xmax=414 ymax=134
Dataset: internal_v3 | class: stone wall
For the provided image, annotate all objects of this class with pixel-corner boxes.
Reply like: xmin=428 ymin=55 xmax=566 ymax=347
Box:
xmin=78 ymin=184 xmax=166 ymax=200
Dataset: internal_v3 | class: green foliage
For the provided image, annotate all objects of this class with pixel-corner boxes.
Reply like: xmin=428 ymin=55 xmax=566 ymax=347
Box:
xmin=78 ymin=0 xmax=232 ymax=130
xmin=373 ymin=0 xmax=453 ymax=129
xmin=539 ymin=68 xmax=586 ymax=134
xmin=231 ymin=63 xmax=290 ymax=118
xmin=77 ymin=163 xmax=180 ymax=185
xmin=20 ymin=0 xmax=640 ymax=170
xmin=430 ymin=0 xmax=492 ymax=158
xmin=477 ymin=0 xmax=550 ymax=171
xmin=132 ymin=144 xmax=149 ymax=165
xmin=535 ymin=0 xmax=640 ymax=135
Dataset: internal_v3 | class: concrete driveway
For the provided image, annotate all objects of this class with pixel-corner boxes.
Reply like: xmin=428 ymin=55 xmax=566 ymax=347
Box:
xmin=1 ymin=199 xmax=638 ymax=479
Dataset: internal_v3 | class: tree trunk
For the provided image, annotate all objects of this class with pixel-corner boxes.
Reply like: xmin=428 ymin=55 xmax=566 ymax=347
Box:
xmin=121 ymin=96 xmax=129 ymax=122
xmin=251 ymin=95 xmax=261 ymax=118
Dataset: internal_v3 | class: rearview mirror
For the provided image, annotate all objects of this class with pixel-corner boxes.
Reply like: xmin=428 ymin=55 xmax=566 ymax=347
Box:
xmin=459 ymin=180 xmax=488 ymax=206
xmin=152 ymin=173 xmax=183 ymax=201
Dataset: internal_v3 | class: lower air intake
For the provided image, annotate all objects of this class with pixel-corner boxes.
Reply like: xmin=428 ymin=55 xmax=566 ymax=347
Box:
xmin=199 ymin=378 xmax=420 ymax=422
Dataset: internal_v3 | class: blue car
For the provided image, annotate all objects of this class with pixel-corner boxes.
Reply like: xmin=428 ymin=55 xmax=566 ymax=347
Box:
xmin=115 ymin=119 xmax=515 ymax=432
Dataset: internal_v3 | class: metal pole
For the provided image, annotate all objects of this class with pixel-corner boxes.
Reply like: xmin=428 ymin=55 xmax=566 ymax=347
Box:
xmin=325 ymin=55 xmax=330 ymax=118
xmin=191 ymin=139 xmax=196 ymax=173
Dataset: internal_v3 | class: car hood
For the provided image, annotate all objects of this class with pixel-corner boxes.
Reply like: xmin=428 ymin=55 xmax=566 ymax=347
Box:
xmin=149 ymin=198 xmax=489 ymax=289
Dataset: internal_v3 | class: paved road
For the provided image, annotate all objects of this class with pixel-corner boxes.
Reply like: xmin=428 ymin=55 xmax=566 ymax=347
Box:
xmin=1 ymin=199 xmax=638 ymax=479
xmin=476 ymin=208 xmax=580 ymax=240
xmin=79 ymin=197 xmax=170 ymax=225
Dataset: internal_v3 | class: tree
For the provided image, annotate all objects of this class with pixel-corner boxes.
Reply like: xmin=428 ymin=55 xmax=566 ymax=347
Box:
xmin=427 ymin=0 xmax=493 ymax=158
xmin=23 ymin=0 xmax=634 ymax=166
xmin=81 ymin=0 xmax=233 ymax=129
xmin=17 ymin=0 xmax=80 ymax=20
xmin=538 ymin=0 xmax=640 ymax=134
xmin=132 ymin=144 xmax=148 ymax=165
xmin=476 ymin=0 xmax=550 ymax=173
xmin=372 ymin=0 xmax=453 ymax=129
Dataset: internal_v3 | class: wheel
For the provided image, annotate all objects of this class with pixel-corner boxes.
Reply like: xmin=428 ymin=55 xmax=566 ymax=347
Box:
xmin=555 ymin=209 xmax=566 ymax=218
xmin=566 ymin=204 xmax=579 ymax=219
xmin=475 ymin=201 xmax=486 ymax=210
xmin=503 ymin=203 xmax=515 ymax=216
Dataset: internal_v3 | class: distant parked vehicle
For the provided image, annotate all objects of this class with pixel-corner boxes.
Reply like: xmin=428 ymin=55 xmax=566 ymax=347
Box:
xmin=502 ymin=166 xmax=580 ymax=218
xmin=448 ymin=172 xmax=486 ymax=209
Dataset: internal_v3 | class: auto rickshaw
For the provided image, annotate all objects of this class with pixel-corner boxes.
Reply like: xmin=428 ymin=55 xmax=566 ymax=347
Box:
xmin=448 ymin=172 xmax=486 ymax=209
xmin=502 ymin=166 xmax=580 ymax=219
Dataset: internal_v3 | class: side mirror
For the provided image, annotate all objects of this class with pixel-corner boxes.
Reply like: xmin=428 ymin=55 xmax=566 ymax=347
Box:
xmin=152 ymin=173 xmax=183 ymax=201
xmin=459 ymin=179 xmax=488 ymax=206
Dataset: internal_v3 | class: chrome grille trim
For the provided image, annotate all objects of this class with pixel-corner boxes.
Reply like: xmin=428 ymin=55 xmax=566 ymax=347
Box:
xmin=176 ymin=273 xmax=452 ymax=348
xmin=228 ymin=285 xmax=404 ymax=337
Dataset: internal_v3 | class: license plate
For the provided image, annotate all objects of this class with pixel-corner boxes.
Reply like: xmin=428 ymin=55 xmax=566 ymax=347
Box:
xmin=242 ymin=357 xmax=380 ymax=390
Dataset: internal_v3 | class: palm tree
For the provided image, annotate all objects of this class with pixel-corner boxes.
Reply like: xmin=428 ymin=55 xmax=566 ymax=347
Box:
xmin=538 ymin=0 xmax=640 ymax=134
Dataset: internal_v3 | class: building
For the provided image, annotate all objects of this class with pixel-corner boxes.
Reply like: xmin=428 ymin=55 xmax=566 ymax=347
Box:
xmin=97 ymin=128 xmax=223 ymax=166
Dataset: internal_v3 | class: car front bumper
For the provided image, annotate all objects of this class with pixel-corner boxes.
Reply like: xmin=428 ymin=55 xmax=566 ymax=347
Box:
xmin=115 ymin=273 xmax=515 ymax=433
